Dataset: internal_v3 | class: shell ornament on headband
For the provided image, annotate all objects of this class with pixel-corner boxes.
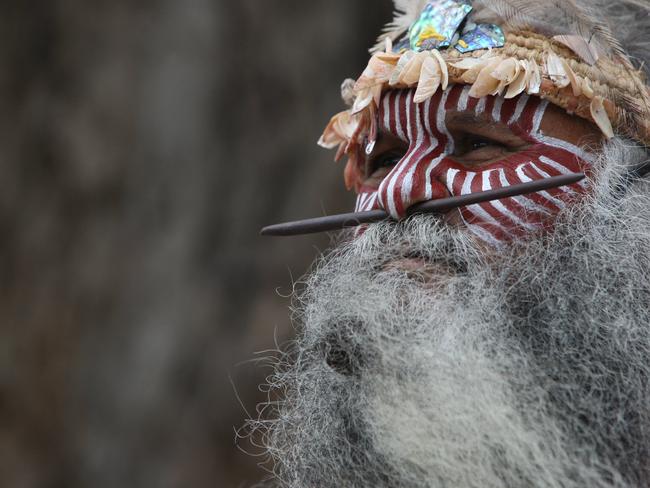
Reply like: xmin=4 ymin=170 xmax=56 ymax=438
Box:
xmin=319 ymin=0 xmax=650 ymax=191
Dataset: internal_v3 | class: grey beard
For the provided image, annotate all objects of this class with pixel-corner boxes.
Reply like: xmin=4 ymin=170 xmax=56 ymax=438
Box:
xmin=251 ymin=140 xmax=650 ymax=488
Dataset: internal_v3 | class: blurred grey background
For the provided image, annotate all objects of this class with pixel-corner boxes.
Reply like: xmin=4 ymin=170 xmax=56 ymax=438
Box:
xmin=0 ymin=0 xmax=392 ymax=487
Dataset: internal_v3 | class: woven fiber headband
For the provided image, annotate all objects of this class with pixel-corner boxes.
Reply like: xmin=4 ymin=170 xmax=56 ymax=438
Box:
xmin=319 ymin=0 xmax=650 ymax=188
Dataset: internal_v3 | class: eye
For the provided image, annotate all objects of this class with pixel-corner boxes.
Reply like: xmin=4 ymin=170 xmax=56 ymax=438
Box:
xmin=361 ymin=131 xmax=409 ymax=187
xmin=453 ymin=134 xmax=514 ymax=165
xmin=366 ymin=150 xmax=405 ymax=178
xmin=470 ymin=139 xmax=490 ymax=151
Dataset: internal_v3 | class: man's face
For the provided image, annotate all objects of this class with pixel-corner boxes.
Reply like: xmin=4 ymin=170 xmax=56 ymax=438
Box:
xmin=356 ymin=86 xmax=602 ymax=245
xmin=257 ymin=86 xmax=650 ymax=488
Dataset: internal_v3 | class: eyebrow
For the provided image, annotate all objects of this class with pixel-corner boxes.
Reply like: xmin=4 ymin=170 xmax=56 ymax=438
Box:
xmin=445 ymin=111 xmax=526 ymax=145
xmin=446 ymin=112 xmax=516 ymax=134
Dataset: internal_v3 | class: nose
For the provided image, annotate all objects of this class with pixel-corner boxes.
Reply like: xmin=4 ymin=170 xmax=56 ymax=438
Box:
xmin=323 ymin=330 xmax=363 ymax=377
xmin=377 ymin=153 xmax=451 ymax=219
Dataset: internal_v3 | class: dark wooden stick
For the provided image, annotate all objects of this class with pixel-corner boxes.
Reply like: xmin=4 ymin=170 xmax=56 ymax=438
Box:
xmin=260 ymin=172 xmax=586 ymax=237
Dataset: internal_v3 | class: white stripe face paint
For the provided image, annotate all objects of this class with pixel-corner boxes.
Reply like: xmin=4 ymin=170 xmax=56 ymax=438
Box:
xmin=532 ymin=100 xmax=549 ymax=133
xmin=528 ymin=162 xmax=579 ymax=195
xmin=474 ymin=97 xmax=487 ymax=115
xmin=400 ymin=93 xmax=427 ymax=203
xmin=482 ymin=170 xmax=538 ymax=231
xmin=509 ymin=94 xmax=529 ymax=126
xmin=457 ymin=85 xmax=471 ymax=111
xmin=352 ymin=86 xmax=593 ymax=245
xmin=394 ymin=91 xmax=406 ymax=141
xmin=516 ymin=164 xmax=566 ymax=209
xmin=491 ymin=97 xmax=505 ymax=124
xmin=497 ymin=168 xmax=552 ymax=215
xmin=539 ymin=156 xmax=588 ymax=189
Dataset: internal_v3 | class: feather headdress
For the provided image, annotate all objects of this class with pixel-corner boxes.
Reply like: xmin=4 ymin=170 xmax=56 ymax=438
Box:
xmin=376 ymin=0 xmax=643 ymax=64
xmin=322 ymin=0 xmax=650 ymax=188
xmin=375 ymin=0 xmax=430 ymax=49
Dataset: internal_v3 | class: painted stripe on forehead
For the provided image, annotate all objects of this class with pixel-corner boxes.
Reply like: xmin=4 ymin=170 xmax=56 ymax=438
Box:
xmin=465 ymin=91 xmax=480 ymax=112
xmin=532 ymin=99 xmax=550 ymax=134
xmin=457 ymin=85 xmax=471 ymax=111
xmin=382 ymin=92 xmax=392 ymax=133
xmin=508 ymin=94 xmax=530 ymax=126
xmin=498 ymin=96 xmax=521 ymax=125
xmin=482 ymin=95 xmax=497 ymax=121
xmin=385 ymin=91 xmax=398 ymax=136
xmin=444 ymin=85 xmax=464 ymax=113
xmin=400 ymin=91 xmax=427 ymax=203
xmin=387 ymin=91 xmax=421 ymax=215
xmin=410 ymin=96 xmax=446 ymax=201
xmin=518 ymin=95 xmax=542 ymax=135
xmin=474 ymin=97 xmax=487 ymax=115
xmin=380 ymin=91 xmax=412 ymax=216
xmin=406 ymin=89 xmax=415 ymax=141
xmin=376 ymin=89 xmax=443 ymax=218
xmin=424 ymin=89 xmax=452 ymax=199
xmin=395 ymin=90 xmax=407 ymax=141
xmin=395 ymin=90 xmax=446 ymax=214
xmin=491 ymin=97 xmax=505 ymax=123
xmin=438 ymin=88 xmax=455 ymax=153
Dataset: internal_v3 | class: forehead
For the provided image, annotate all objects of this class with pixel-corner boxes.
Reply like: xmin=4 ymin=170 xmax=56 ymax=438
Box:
xmin=377 ymin=86 xmax=543 ymax=141
xmin=377 ymin=86 xmax=602 ymax=146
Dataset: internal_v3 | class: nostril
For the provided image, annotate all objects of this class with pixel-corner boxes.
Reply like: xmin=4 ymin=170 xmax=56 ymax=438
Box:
xmin=324 ymin=333 xmax=361 ymax=376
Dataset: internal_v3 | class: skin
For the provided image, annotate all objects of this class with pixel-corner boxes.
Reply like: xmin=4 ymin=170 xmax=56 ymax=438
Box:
xmin=364 ymin=95 xmax=603 ymax=227
xmin=365 ymin=100 xmax=602 ymax=190
xmin=365 ymin=92 xmax=604 ymax=271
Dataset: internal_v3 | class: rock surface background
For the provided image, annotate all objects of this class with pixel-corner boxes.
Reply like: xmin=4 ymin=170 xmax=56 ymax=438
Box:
xmin=0 ymin=1 xmax=392 ymax=486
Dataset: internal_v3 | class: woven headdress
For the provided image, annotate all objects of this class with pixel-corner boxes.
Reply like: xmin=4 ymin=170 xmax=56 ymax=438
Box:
xmin=319 ymin=0 xmax=650 ymax=190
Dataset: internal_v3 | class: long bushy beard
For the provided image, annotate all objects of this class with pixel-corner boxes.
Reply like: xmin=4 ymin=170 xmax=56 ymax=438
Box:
xmin=252 ymin=140 xmax=650 ymax=488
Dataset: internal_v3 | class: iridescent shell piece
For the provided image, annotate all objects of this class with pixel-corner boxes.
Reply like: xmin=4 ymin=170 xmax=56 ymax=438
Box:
xmin=408 ymin=0 xmax=472 ymax=52
xmin=455 ymin=23 xmax=506 ymax=53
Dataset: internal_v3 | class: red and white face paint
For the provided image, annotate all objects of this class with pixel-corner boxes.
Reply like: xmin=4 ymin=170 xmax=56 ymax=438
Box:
xmin=354 ymin=85 xmax=594 ymax=246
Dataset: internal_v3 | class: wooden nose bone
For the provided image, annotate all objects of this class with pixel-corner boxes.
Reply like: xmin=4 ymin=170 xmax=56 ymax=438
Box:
xmin=261 ymin=173 xmax=587 ymax=237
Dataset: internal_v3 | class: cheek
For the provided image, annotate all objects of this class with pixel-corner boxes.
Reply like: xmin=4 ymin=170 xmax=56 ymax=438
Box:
xmin=475 ymin=144 xmax=587 ymax=174
xmin=446 ymin=145 xmax=591 ymax=246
